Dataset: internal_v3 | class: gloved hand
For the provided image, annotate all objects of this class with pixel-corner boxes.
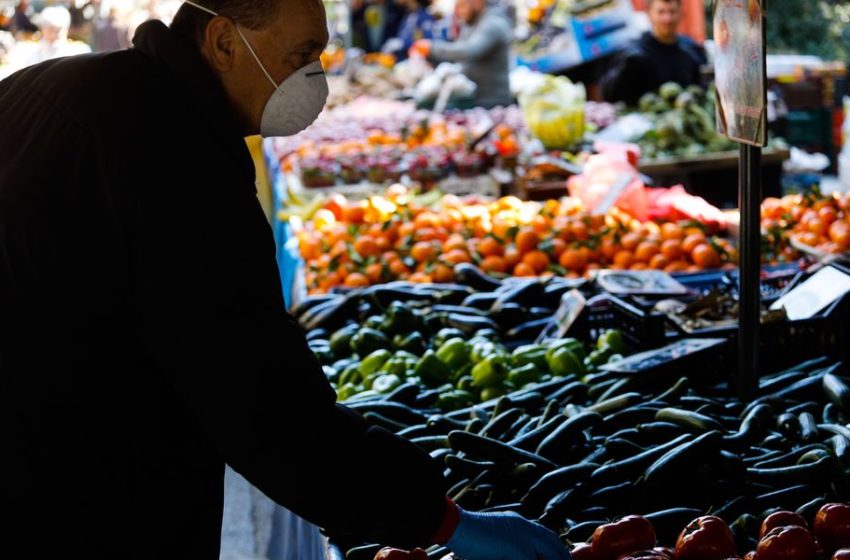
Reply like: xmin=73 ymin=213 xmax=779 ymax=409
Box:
xmin=445 ymin=507 xmax=571 ymax=560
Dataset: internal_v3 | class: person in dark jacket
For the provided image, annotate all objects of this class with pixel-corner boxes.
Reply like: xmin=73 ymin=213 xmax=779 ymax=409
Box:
xmin=0 ymin=0 xmax=570 ymax=558
xmin=600 ymin=0 xmax=706 ymax=106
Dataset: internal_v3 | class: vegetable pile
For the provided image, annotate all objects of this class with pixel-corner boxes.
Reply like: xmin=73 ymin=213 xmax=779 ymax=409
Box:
xmin=295 ymin=269 xmax=625 ymax=406
xmin=334 ymin=355 xmax=850 ymax=559
xmin=293 ymin=189 xmax=736 ymax=294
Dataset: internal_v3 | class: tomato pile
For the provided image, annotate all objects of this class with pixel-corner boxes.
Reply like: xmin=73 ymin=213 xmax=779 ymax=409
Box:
xmin=296 ymin=189 xmax=737 ymax=294
xmin=761 ymin=191 xmax=850 ymax=261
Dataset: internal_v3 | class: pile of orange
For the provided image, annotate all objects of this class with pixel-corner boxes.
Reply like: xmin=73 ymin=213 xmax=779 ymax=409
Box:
xmin=296 ymin=188 xmax=738 ymax=294
xmin=761 ymin=191 xmax=850 ymax=261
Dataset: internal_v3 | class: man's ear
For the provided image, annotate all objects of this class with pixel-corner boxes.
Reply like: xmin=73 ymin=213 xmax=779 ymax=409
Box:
xmin=204 ymin=16 xmax=237 ymax=72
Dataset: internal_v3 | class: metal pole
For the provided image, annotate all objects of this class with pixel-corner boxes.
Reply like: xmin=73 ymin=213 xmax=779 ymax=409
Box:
xmin=737 ymin=143 xmax=762 ymax=400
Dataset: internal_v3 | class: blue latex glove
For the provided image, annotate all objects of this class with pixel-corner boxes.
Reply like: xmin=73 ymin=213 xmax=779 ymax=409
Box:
xmin=445 ymin=507 xmax=571 ymax=560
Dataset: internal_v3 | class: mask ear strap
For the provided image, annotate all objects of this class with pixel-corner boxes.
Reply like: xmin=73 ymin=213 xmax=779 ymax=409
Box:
xmin=233 ymin=26 xmax=280 ymax=91
xmin=183 ymin=0 xmax=218 ymax=17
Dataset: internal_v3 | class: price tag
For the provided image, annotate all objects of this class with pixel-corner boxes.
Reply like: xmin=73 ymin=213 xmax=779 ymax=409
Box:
xmin=537 ymin=289 xmax=586 ymax=343
xmin=770 ymin=265 xmax=850 ymax=320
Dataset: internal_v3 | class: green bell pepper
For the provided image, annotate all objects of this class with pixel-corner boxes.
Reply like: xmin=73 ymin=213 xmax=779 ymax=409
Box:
xmin=480 ymin=385 xmax=509 ymax=402
xmin=372 ymin=374 xmax=403 ymax=394
xmin=350 ymin=328 xmax=389 ymax=356
xmin=435 ymin=338 xmax=471 ymax=370
xmin=433 ymin=327 xmax=465 ymax=349
xmin=338 ymin=364 xmax=362 ymax=387
xmin=381 ymin=301 xmax=420 ymax=335
xmin=470 ymin=339 xmax=507 ymax=364
xmin=378 ymin=356 xmax=407 ymax=377
xmin=359 ymin=349 xmax=392 ymax=377
xmin=414 ymin=350 xmax=453 ymax=388
xmin=364 ymin=315 xmax=384 ymax=330
xmin=329 ymin=324 xmax=359 ymax=357
xmin=597 ymin=329 xmax=625 ymax=354
xmin=471 ymin=355 xmax=509 ymax=388
xmin=436 ymin=390 xmax=476 ymax=411
xmin=512 ymin=344 xmax=549 ymax=371
xmin=336 ymin=382 xmax=359 ymax=402
xmin=456 ymin=375 xmax=474 ymax=391
xmin=393 ymin=332 xmax=426 ymax=355
xmin=545 ymin=338 xmax=586 ymax=364
xmin=507 ymin=363 xmax=541 ymax=388
xmin=547 ymin=347 xmax=585 ymax=377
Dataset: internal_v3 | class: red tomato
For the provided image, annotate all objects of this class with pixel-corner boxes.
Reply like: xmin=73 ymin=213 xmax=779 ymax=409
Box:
xmin=373 ymin=548 xmax=428 ymax=560
xmin=757 ymin=526 xmax=817 ymax=560
xmin=573 ymin=542 xmax=597 ymax=560
xmin=814 ymin=503 xmax=850 ymax=553
xmin=676 ymin=516 xmax=737 ymax=560
xmin=592 ymin=516 xmax=656 ymax=560
xmin=760 ymin=512 xmax=808 ymax=538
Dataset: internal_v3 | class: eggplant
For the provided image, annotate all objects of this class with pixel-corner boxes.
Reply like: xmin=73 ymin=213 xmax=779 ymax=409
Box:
xmin=505 ymin=318 xmax=553 ymax=340
xmin=454 ymin=263 xmax=502 ymax=291
xmin=461 ymin=292 xmax=500 ymax=310
xmin=290 ymin=293 xmax=339 ymax=319
xmin=445 ymin=313 xmax=500 ymax=335
xmin=491 ymin=280 xmax=546 ymax=312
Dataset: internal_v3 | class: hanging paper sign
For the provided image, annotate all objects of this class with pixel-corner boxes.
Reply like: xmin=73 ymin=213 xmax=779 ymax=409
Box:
xmin=712 ymin=0 xmax=766 ymax=146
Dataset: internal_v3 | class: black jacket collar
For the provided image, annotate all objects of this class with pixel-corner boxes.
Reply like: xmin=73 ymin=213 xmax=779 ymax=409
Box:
xmin=132 ymin=20 xmax=256 ymax=186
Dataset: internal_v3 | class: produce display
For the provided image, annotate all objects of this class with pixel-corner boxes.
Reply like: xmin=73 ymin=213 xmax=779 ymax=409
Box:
xmin=761 ymin=190 xmax=850 ymax=262
xmin=270 ymin=101 xmax=526 ymax=188
xmin=330 ymin=348 xmax=850 ymax=560
xmin=519 ymin=74 xmax=587 ymax=150
xmin=632 ymin=83 xmax=736 ymax=160
xmin=293 ymin=189 xmax=737 ymax=294
xmin=295 ymin=269 xmax=627 ymax=406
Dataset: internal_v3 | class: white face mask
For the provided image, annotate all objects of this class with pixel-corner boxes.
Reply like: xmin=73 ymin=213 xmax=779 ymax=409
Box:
xmin=184 ymin=1 xmax=328 ymax=137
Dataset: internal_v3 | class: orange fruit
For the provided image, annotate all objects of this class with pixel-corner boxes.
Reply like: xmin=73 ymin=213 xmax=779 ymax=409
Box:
xmin=682 ymin=233 xmax=707 ymax=254
xmin=548 ymin=238 xmax=567 ymax=259
xmin=344 ymin=272 xmax=370 ymax=287
xmin=661 ymin=239 xmax=683 ymax=261
xmin=443 ymin=249 xmax=472 ymax=265
xmin=365 ymin=263 xmax=384 ymax=283
xmin=344 ymin=204 xmax=366 ymax=224
xmin=414 ymin=211 xmax=441 ymax=229
xmin=478 ymin=236 xmax=504 ymax=257
xmin=513 ymin=262 xmax=536 ymax=277
xmin=600 ymin=237 xmax=619 ymax=261
xmin=620 ymin=232 xmax=641 ymax=251
xmin=443 ymin=234 xmax=467 ymax=253
xmin=634 ymin=241 xmax=659 ymax=263
xmin=515 ymin=228 xmax=540 ymax=254
xmin=409 ymin=271 xmax=433 ymax=283
xmin=691 ymin=243 xmax=720 ymax=268
xmin=613 ymin=250 xmax=634 ymax=269
xmin=570 ymin=220 xmax=590 ymax=241
xmin=664 ymin=260 xmax=689 ymax=273
xmin=649 ymin=254 xmax=670 ymax=270
xmin=481 ymin=255 xmax=508 ymax=274
xmin=353 ymin=236 xmax=380 ymax=258
xmin=630 ymin=262 xmax=648 ymax=271
xmin=503 ymin=246 xmax=521 ymax=269
xmin=398 ymin=221 xmax=416 ymax=238
xmin=432 ymin=263 xmax=455 ymax=283
xmin=660 ymin=222 xmax=684 ymax=240
xmin=410 ymin=241 xmax=437 ymax=263
xmin=532 ymin=214 xmax=551 ymax=234
xmin=559 ymin=248 xmax=587 ymax=272
xmin=299 ymin=236 xmax=321 ymax=260
xmin=522 ymin=250 xmax=550 ymax=274
xmin=388 ymin=259 xmax=409 ymax=276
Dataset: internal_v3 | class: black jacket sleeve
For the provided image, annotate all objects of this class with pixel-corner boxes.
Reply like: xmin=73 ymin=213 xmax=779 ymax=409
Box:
xmin=600 ymin=49 xmax=645 ymax=105
xmin=126 ymin=136 xmax=448 ymax=547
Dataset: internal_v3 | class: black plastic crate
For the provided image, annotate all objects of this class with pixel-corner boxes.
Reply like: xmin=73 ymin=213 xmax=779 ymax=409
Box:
xmin=570 ymin=294 xmax=668 ymax=351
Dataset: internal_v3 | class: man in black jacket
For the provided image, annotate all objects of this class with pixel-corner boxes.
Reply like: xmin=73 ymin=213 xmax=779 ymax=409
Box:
xmin=0 ymin=0 xmax=569 ymax=558
xmin=600 ymin=0 xmax=706 ymax=106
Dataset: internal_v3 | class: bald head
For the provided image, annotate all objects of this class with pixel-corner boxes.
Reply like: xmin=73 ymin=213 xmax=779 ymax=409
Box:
xmin=454 ymin=0 xmax=486 ymax=24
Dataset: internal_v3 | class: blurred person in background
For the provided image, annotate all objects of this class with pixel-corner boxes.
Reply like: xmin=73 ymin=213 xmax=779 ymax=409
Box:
xmin=92 ymin=4 xmax=129 ymax=51
xmin=410 ymin=0 xmax=512 ymax=107
xmin=384 ymin=0 xmax=434 ymax=60
xmin=1 ymin=5 xmax=90 ymax=75
xmin=600 ymin=0 xmax=706 ymax=105
xmin=9 ymin=0 xmax=38 ymax=37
